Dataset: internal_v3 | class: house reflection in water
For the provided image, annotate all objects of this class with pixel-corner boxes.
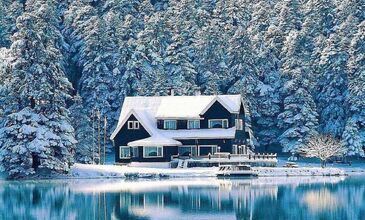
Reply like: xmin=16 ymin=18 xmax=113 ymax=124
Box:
xmin=111 ymin=180 xmax=278 ymax=219
xmin=0 ymin=176 xmax=353 ymax=220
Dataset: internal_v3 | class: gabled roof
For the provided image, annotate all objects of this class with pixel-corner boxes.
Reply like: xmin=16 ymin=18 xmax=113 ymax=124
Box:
xmin=110 ymin=94 xmax=243 ymax=143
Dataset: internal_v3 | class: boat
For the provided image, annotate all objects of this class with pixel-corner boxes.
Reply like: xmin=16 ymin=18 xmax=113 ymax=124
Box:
xmin=216 ymin=164 xmax=258 ymax=178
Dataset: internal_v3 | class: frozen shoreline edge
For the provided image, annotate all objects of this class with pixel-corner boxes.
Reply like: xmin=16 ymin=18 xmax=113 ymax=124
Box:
xmin=3 ymin=164 xmax=365 ymax=180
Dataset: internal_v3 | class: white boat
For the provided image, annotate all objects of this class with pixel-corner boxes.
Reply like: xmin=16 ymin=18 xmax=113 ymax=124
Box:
xmin=216 ymin=164 xmax=258 ymax=178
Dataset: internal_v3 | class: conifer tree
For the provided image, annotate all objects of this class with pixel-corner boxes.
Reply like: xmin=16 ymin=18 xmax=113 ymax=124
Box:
xmin=0 ymin=0 xmax=76 ymax=178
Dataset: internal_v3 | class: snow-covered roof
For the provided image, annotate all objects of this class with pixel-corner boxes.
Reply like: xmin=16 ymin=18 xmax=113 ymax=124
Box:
xmin=128 ymin=136 xmax=182 ymax=147
xmin=160 ymin=127 xmax=236 ymax=140
xmin=110 ymin=94 xmax=243 ymax=145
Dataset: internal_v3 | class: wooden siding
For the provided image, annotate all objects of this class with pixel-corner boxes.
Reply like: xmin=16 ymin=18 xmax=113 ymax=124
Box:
xmin=233 ymin=102 xmax=247 ymax=145
xmin=118 ymin=146 xmax=178 ymax=163
xmin=178 ymin=139 xmax=233 ymax=153
xmin=114 ymin=114 xmax=150 ymax=163
xmin=201 ymin=101 xmax=233 ymax=128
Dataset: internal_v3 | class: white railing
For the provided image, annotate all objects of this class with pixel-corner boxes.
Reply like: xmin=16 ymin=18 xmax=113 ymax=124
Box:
xmin=172 ymin=153 xmax=277 ymax=161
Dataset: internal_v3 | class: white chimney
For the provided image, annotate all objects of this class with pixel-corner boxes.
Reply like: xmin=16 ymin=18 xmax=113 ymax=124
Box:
xmin=170 ymin=89 xmax=175 ymax=96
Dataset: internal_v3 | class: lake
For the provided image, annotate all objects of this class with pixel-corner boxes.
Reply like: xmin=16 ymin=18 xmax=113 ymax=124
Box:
xmin=0 ymin=176 xmax=364 ymax=220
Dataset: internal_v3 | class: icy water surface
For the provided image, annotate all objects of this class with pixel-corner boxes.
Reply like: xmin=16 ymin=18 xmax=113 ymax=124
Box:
xmin=0 ymin=176 xmax=364 ymax=220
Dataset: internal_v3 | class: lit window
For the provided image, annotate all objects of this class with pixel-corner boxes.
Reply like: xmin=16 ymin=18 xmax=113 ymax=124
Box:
xmin=119 ymin=146 xmax=130 ymax=159
xmin=235 ymin=119 xmax=243 ymax=130
xmin=164 ymin=120 xmax=177 ymax=130
xmin=208 ymin=119 xmax=228 ymax=128
xmin=143 ymin=146 xmax=163 ymax=158
xmin=187 ymin=120 xmax=200 ymax=129
xmin=127 ymin=121 xmax=140 ymax=129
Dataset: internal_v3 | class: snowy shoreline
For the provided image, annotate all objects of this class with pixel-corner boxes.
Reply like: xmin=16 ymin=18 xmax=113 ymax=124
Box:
xmin=69 ymin=163 xmax=353 ymax=179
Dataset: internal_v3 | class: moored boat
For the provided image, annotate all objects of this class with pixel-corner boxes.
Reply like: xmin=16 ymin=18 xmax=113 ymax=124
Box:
xmin=217 ymin=164 xmax=258 ymax=178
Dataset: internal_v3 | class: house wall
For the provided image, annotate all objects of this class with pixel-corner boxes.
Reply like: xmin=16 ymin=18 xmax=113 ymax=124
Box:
xmin=117 ymin=146 xmax=178 ymax=163
xmin=114 ymin=114 xmax=150 ymax=163
xmin=178 ymin=139 xmax=233 ymax=153
xmin=233 ymin=103 xmax=248 ymax=145
xmin=201 ymin=101 xmax=233 ymax=128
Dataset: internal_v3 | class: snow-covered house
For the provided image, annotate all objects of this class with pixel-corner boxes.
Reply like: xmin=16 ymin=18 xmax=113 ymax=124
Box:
xmin=110 ymin=94 xmax=252 ymax=163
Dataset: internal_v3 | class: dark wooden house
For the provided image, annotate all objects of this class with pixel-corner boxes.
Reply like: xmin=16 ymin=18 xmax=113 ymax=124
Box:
xmin=110 ymin=94 xmax=253 ymax=164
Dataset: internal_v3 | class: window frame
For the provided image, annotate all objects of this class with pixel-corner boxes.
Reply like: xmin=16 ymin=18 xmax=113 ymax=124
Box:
xmin=178 ymin=145 xmax=198 ymax=157
xmin=143 ymin=146 xmax=164 ymax=158
xmin=127 ymin=121 xmax=134 ymax=129
xmin=164 ymin=120 xmax=177 ymax=130
xmin=208 ymin=119 xmax=229 ymax=129
xmin=187 ymin=120 xmax=200 ymax=129
xmin=235 ymin=119 xmax=243 ymax=130
xmin=119 ymin=146 xmax=131 ymax=159
xmin=127 ymin=121 xmax=140 ymax=129
xmin=134 ymin=121 xmax=140 ymax=129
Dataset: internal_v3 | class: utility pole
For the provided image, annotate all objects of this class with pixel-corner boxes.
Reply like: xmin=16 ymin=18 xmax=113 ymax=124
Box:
xmin=103 ymin=116 xmax=107 ymax=165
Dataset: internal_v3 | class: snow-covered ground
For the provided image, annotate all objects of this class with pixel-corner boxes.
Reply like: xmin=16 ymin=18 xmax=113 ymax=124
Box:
xmin=70 ymin=163 xmax=347 ymax=179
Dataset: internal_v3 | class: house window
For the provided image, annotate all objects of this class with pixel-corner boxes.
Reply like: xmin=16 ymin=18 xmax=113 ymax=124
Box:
xmin=143 ymin=146 xmax=163 ymax=158
xmin=187 ymin=120 xmax=200 ymax=129
xmin=134 ymin=121 xmax=140 ymax=129
xmin=235 ymin=119 xmax=243 ymax=130
xmin=128 ymin=121 xmax=140 ymax=129
xmin=208 ymin=119 xmax=228 ymax=128
xmin=199 ymin=145 xmax=218 ymax=156
xmin=119 ymin=146 xmax=130 ymax=159
xmin=178 ymin=146 xmax=198 ymax=157
xmin=164 ymin=120 xmax=177 ymax=130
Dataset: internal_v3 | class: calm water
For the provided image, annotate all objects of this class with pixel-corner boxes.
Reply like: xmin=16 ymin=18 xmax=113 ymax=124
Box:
xmin=0 ymin=176 xmax=364 ymax=220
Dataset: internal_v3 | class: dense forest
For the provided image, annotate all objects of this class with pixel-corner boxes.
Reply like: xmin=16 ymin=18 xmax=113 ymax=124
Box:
xmin=0 ymin=0 xmax=364 ymax=177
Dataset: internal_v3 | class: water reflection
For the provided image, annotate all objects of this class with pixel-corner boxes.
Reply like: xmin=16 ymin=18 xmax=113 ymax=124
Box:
xmin=1 ymin=176 xmax=364 ymax=220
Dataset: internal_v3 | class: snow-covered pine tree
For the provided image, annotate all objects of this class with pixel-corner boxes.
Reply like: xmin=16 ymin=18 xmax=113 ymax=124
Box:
xmin=342 ymin=21 xmax=365 ymax=156
xmin=278 ymin=30 xmax=319 ymax=153
xmin=0 ymin=0 xmax=76 ymax=179
xmin=0 ymin=1 xmax=24 ymax=48
xmin=265 ymin=0 xmax=302 ymax=60
xmin=0 ymin=48 xmax=11 ymax=121
xmin=164 ymin=0 xmax=199 ymax=95
xmin=316 ymin=33 xmax=348 ymax=137
xmin=194 ymin=17 xmax=228 ymax=95
xmin=227 ymin=27 xmax=257 ymax=101
xmin=69 ymin=95 xmax=97 ymax=164
xmin=125 ymin=10 xmax=171 ymax=96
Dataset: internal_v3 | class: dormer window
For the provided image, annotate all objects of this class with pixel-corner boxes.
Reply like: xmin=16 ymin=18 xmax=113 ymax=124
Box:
xmin=128 ymin=121 xmax=140 ymax=129
xmin=188 ymin=120 xmax=200 ymax=129
xmin=164 ymin=120 xmax=177 ymax=130
xmin=208 ymin=119 xmax=228 ymax=129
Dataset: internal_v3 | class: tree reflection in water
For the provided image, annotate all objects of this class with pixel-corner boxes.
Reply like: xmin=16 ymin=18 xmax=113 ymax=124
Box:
xmin=0 ymin=176 xmax=364 ymax=220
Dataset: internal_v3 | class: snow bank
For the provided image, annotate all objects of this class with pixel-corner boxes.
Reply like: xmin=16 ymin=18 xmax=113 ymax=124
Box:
xmin=70 ymin=163 xmax=346 ymax=179
xmin=253 ymin=167 xmax=345 ymax=177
